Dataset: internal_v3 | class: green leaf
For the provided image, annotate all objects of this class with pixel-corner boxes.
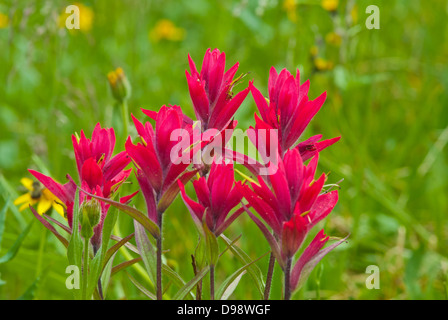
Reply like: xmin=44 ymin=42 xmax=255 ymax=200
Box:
xmin=173 ymin=266 xmax=210 ymax=300
xmin=0 ymin=198 xmax=9 ymax=250
xmin=0 ymin=220 xmax=34 ymax=264
xmin=217 ymin=251 xmax=269 ymax=300
xmin=220 ymin=234 xmax=265 ymax=299
xmin=111 ymin=257 xmax=142 ymax=277
xmin=203 ymin=221 xmax=219 ymax=266
xmin=103 ymin=233 xmax=134 ymax=271
xmin=162 ymin=264 xmax=194 ymax=299
xmin=134 ymin=220 xmax=157 ymax=286
xmin=67 ymin=189 xmax=82 ymax=300
xmin=126 ymin=272 xmax=156 ymax=300
xmin=220 ymin=271 xmax=246 ymax=300
xmin=17 ymin=273 xmax=44 ymax=300
xmin=30 ymin=207 xmax=68 ymax=248
xmin=82 ymin=190 xmax=160 ymax=238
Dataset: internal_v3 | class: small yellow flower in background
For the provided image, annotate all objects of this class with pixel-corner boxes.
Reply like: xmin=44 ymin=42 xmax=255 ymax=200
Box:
xmin=325 ymin=32 xmax=342 ymax=46
xmin=283 ymin=0 xmax=297 ymax=23
xmin=310 ymin=45 xmax=319 ymax=57
xmin=350 ymin=4 xmax=359 ymax=24
xmin=149 ymin=19 xmax=186 ymax=42
xmin=0 ymin=12 xmax=9 ymax=28
xmin=321 ymin=0 xmax=338 ymax=12
xmin=58 ymin=2 xmax=94 ymax=32
xmin=14 ymin=178 xmax=65 ymax=217
xmin=108 ymin=67 xmax=132 ymax=103
xmin=314 ymin=57 xmax=334 ymax=71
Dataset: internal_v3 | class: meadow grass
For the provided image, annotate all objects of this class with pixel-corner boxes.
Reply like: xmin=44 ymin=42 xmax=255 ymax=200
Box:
xmin=0 ymin=0 xmax=447 ymax=300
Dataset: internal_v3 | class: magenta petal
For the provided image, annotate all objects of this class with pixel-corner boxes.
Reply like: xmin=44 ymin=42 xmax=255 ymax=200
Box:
xmin=186 ymin=71 xmax=210 ymax=123
xmin=290 ymin=230 xmax=348 ymax=291
xmin=278 ymin=76 xmax=299 ymax=132
xmin=209 ymin=86 xmax=250 ymax=131
xmin=178 ymin=180 xmax=205 ymax=231
xmin=135 ymin=169 xmax=158 ymax=224
xmin=308 ymin=190 xmax=339 ymax=228
xmin=250 ymin=81 xmax=270 ymax=124
xmin=29 ymin=169 xmax=74 ymax=205
xmin=284 ymin=91 xmax=327 ymax=150
xmin=283 ymin=149 xmax=304 ymax=205
xmin=125 ymin=137 xmax=163 ymax=193
xmin=103 ymin=151 xmax=131 ymax=181
xmin=81 ymin=157 xmax=104 ymax=190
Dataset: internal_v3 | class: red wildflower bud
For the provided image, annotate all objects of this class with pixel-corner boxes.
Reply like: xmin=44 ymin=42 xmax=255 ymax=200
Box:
xmin=281 ymin=214 xmax=308 ymax=258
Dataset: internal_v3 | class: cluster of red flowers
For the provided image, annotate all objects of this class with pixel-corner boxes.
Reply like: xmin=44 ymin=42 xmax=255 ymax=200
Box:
xmin=29 ymin=48 xmax=345 ymax=299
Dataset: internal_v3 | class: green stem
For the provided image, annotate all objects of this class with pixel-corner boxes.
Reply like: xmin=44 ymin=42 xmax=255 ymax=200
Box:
xmin=82 ymin=237 xmax=90 ymax=300
xmin=121 ymin=100 xmax=129 ymax=139
xmin=284 ymin=257 xmax=292 ymax=300
xmin=156 ymin=211 xmax=163 ymax=300
xmin=264 ymin=253 xmax=275 ymax=300
xmin=210 ymin=264 xmax=215 ymax=300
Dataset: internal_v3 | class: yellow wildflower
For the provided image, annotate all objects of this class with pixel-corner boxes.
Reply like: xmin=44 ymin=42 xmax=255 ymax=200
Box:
xmin=0 ymin=12 xmax=9 ymax=28
xmin=149 ymin=19 xmax=186 ymax=42
xmin=283 ymin=0 xmax=297 ymax=23
xmin=325 ymin=32 xmax=342 ymax=46
xmin=314 ymin=57 xmax=334 ymax=71
xmin=14 ymin=178 xmax=65 ymax=217
xmin=58 ymin=2 xmax=94 ymax=32
xmin=107 ymin=67 xmax=131 ymax=103
xmin=310 ymin=45 xmax=319 ymax=57
xmin=321 ymin=0 xmax=338 ymax=12
xmin=350 ymin=4 xmax=359 ymax=24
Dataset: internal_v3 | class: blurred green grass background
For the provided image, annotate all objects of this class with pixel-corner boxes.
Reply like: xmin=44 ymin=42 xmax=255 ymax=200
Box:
xmin=0 ymin=0 xmax=447 ymax=300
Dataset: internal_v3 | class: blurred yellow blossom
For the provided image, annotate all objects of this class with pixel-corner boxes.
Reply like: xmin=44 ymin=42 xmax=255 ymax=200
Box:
xmin=321 ymin=0 xmax=338 ymax=12
xmin=283 ymin=0 xmax=297 ymax=23
xmin=351 ymin=4 xmax=359 ymax=24
xmin=108 ymin=67 xmax=131 ymax=103
xmin=0 ymin=12 xmax=9 ymax=28
xmin=58 ymin=3 xmax=94 ymax=32
xmin=310 ymin=45 xmax=319 ymax=57
xmin=149 ymin=19 xmax=186 ymax=42
xmin=314 ymin=57 xmax=334 ymax=71
xmin=325 ymin=32 xmax=342 ymax=46
xmin=14 ymin=178 xmax=65 ymax=217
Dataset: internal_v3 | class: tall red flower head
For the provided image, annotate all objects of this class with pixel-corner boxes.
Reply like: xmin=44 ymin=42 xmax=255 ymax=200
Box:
xmin=186 ymin=48 xmax=250 ymax=132
xmin=250 ymin=67 xmax=340 ymax=159
xmin=125 ymin=105 xmax=199 ymax=224
xmin=30 ymin=123 xmax=133 ymax=251
xmin=238 ymin=149 xmax=340 ymax=264
xmin=178 ymin=161 xmax=244 ymax=236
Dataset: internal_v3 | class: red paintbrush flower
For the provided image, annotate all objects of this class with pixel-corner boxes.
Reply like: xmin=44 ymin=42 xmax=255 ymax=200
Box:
xmin=238 ymin=148 xmax=341 ymax=266
xmin=186 ymin=48 xmax=250 ymax=132
xmin=29 ymin=123 xmax=134 ymax=251
xmin=178 ymin=161 xmax=244 ymax=236
xmin=249 ymin=67 xmax=340 ymax=158
xmin=125 ymin=105 xmax=199 ymax=223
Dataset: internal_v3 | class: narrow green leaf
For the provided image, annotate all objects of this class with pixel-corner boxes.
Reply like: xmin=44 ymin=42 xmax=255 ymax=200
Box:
xmin=0 ymin=199 xmax=9 ymax=250
xmin=204 ymin=221 xmax=219 ymax=266
xmin=82 ymin=190 xmax=160 ymax=238
xmin=126 ymin=272 xmax=156 ymax=300
xmin=0 ymin=220 xmax=34 ymax=264
xmin=134 ymin=220 xmax=157 ymax=286
xmin=103 ymin=233 xmax=134 ymax=271
xmin=220 ymin=271 xmax=246 ymax=300
xmin=67 ymin=189 xmax=82 ymax=300
xmin=30 ymin=207 xmax=68 ymax=248
xmin=17 ymin=274 xmax=43 ymax=300
xmin=111 ymin=257 xmax=142 ymax=277
xmin=220 ymin=234 xmax=265 ymax=299
xmin=173 ymin=266 xmax=209 ymax=300
xmin=217 ymin=251 xmax=269 ymax=300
